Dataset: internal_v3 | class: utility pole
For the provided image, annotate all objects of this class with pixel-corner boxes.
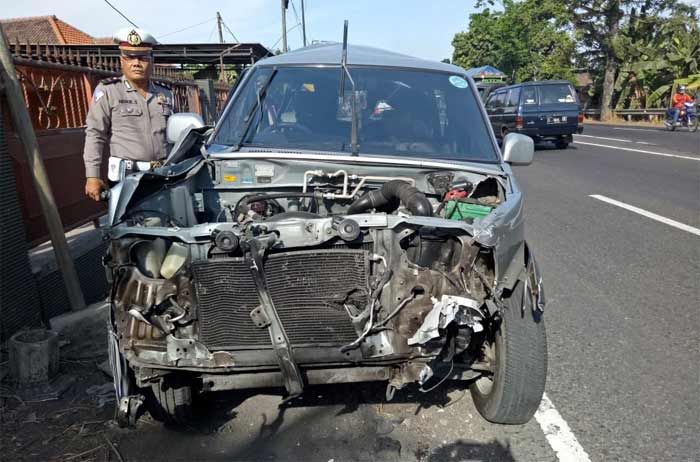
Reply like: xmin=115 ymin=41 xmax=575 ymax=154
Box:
xmin=0 ymin=27 xmax=86 ymax=312
xmin=281 ymin=0 xmax=288 ymax=53
xmin=216 ymin=12 xmax=225 ymax=81
xmin=301 ymin=0 xmax=307 ymax=47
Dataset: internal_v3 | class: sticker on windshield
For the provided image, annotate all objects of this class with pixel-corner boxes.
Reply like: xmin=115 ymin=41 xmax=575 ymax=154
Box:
xmin=449 ymin=76 xmax=468 ymax=89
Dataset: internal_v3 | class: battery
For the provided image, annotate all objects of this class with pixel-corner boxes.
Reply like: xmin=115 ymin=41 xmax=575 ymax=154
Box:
xmin=444 ymin=200 xmax=493 ymax=221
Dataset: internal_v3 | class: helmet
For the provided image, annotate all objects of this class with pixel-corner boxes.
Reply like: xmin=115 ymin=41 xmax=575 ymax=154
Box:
xmin=679 ymin=85 xmax=686 ymax=92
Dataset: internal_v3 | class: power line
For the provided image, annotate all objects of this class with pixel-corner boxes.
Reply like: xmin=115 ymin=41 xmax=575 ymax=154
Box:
xmin=102 ymin=0 xmax=139 ymax=28
xmin=221 ymin=20 xmax=240 ymax=43
xmin=265 ymin=22 xmax=302 ymax=56
xmin=160 ymin=18 xmax=216 ymax=39
xmin=207 ymin=23 xmax=218 ymax=42
xmin=290 ymin=0 xmax=304 ymax=43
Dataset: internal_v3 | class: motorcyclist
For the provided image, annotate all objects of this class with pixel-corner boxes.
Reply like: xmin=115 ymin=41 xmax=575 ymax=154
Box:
xmin=667 ymin=85 xmax=695 ymax=126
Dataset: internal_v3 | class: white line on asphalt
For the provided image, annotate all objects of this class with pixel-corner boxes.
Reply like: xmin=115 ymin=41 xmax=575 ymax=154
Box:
xmin=575 ymin=134 xmax=657 ymax=146
xmin=590 ymin=195 xmax=700 ymax=236
xmin=535 ymin=393 xmax=592 ymax=462
xmin=611 ymin=127 xmax=659 ymax=132
xmin=575 ymin=134 xmax=631 ymax=142
xmin=574 ymin=141 xmax=700 ymax=161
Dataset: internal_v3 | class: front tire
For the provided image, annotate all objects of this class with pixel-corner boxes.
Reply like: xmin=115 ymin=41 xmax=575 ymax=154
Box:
xmin=470 ymin=281 xmax=547 ymax=424
xmin=688 ymin=116 xmax=698 ymax=132
xmin=554 ymin=138 xmax=569 ymax=149
xmin=148 ymin=375 xmax=193 ymax=425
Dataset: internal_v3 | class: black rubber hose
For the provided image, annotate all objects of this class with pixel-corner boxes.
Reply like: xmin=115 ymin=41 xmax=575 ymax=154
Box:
xmin=347 ymin=180 xmax=433 ymax=216
xmin=235 ymin=192 xmax=319 ymax=217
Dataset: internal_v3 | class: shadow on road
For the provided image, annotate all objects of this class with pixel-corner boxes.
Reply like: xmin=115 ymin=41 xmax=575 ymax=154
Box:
xmin=428 ymin=439 xmax=516 ymax=461
xmin=534 ymin=141 xmax=579 ymax=152
xmin=183 ymin=380 xmax=470 ymax=434
xmin=117 ymin=380 xmax=522 ymax=461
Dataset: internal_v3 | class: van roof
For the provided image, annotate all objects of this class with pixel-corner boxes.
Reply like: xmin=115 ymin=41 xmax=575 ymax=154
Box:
xmin=256 ymin=43 xmax=465 ymax=74
xmin=492 ymin=80 xmax=574 ymax=93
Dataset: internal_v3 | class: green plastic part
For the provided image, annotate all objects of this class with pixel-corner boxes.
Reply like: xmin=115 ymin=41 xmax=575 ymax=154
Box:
xmin=445 ymin=200 xmax=493 ymax=220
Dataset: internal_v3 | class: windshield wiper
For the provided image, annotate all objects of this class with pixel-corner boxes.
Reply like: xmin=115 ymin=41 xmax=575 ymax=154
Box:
xmin=338 ymin=20 xmax=360 ymax=156
xmin=231 ymin=68 xmax=278 ymax=152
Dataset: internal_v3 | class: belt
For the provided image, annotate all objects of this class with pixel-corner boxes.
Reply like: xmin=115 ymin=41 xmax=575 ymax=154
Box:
xmin=122 ymin=159 xmax=164 ymax=171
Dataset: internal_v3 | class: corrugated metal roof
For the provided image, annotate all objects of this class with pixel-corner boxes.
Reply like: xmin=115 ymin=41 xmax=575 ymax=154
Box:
xmin=465 ymin=66 xmax=506 ymax=77
xmin=258 ymin=43 xmax=467 ymax=74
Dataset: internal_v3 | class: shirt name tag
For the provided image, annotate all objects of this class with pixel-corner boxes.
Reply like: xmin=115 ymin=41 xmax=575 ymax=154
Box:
xmin=119 ymin=99 xmax=137 ymax=104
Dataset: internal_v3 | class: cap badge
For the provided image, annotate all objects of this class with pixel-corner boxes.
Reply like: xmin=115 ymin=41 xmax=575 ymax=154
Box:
xmin=127 ymin=30 xmax=142 ymax=46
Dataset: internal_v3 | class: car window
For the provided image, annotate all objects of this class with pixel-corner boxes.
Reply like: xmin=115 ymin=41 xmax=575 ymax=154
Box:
xmin=485 ymin=94 xmax=497 ymax=110
xmin=539 ymin=84 xmax=577 ymax=104
xmin=213 ymin=66 xmax=500 ymax=163
xmin=215 ymin=67 xmax=274 ymax=144
xmin=522 ymin=86 xmax=537 ymax=105
xmin=505 ymin=88 xmax=521 ymax=112
xmin=489 ymin=92 xmax=505 ymax=110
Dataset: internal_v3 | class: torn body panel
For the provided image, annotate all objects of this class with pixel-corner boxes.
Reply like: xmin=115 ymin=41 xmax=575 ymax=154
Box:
xmin=104 ymin=46 xmax=547 ymax=427
xmin=106 ymin=159 xmax=539 ymax=386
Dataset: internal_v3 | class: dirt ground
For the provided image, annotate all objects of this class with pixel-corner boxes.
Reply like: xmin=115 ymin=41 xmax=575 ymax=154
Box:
xmin=1 ymin=312 xmax=546 ymax=462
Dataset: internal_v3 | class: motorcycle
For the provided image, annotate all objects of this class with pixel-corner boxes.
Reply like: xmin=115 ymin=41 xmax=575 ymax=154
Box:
xmin=665 ymin=102 xmax=698 ymax=132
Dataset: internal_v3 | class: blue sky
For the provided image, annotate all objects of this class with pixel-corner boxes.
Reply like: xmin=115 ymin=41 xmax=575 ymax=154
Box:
xmin=3 ymin=1 xmax=478 ymax=61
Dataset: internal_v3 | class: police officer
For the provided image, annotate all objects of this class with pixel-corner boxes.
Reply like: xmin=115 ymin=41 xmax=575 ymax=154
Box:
xmin=83 ymin=28 xmax=174 ymax=201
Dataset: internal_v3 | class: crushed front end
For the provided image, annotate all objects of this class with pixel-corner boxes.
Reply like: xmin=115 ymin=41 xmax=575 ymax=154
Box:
xmin=105 ymin=151 xmax=545 ymax=425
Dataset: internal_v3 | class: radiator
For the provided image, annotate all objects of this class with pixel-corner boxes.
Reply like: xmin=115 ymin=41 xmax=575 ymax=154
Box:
xmin=192 ymin=249 xmax=370 ymax=350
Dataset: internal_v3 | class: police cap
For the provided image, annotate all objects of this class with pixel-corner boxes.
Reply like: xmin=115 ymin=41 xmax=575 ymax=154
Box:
xmin=113 ymin=27 xmax=157 ymax=53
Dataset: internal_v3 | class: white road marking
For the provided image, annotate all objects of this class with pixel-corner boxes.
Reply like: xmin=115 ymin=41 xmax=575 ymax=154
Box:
xmin=575 ymin=134 xmax=657 ymax=146
xmin=575 ymin=134 xmax=630 ymax=142
xmin=574 ymin=140 xmax=700 ymax=161
xmin=590 ymin=195 xmax=700 ymax=236
xmin=535 ymin=393 xmax=592 ymax=462
xmin=611 ymin=127 xmax=659 ymax=132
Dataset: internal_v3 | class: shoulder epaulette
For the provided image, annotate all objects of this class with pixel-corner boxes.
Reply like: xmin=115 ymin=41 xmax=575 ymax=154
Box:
xmin=153 ymin=80 xmax=172 ymax=90
xmin=100 ymin=76 xmax=121 ymax=85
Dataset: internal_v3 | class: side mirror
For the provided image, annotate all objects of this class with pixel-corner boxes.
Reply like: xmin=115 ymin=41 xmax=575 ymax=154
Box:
xmin=166 ymin=113 xmax=204 ymax=144
xmin=502 ymin=133 xmax=534 ymax=165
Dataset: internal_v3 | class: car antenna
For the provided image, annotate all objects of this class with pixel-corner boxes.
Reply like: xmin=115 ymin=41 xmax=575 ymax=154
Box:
xmin=338 ymin=20 xmax=359 ymax=156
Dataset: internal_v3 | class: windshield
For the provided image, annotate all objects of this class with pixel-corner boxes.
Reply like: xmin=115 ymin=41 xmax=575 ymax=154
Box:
xmin=213 ymin=66 xmax=499 ymax=163
xmin=538 ymin=84 xmax=577 ymax=104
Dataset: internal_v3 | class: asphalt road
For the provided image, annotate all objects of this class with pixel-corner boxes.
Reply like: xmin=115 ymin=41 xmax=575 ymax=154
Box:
xmin=106 ymin=123 xmax=698 ymax=462
xmin=514 ymin=124 xmax=700 ymax=461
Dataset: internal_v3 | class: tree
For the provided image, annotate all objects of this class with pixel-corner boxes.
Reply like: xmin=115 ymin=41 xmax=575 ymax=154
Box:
xmin=569 ymin=0 xmax=693 ymax=118
xmin=452 ymin=0 xmax=576 ymax=83
xmin=614 ymin=3 xmax=699 ymax=108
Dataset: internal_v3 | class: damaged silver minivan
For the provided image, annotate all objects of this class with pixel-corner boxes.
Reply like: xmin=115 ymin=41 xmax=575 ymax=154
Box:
xmin=105 ymin=42 xmax=546 ymax=427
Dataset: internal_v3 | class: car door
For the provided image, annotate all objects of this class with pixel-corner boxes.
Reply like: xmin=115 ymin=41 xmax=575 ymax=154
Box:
xmin=484 ymin=92 xmax=499 ymax=134
xmin=520 ymin=85 xmax=540 ymax=133
xmin=502 ymin=87 xmax=521 ymax=135
xmin=486 ymin=91 xmax=506 ymax=137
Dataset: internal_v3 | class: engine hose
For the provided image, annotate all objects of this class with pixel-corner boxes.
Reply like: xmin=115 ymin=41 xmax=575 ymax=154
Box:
xmin=347 ymin=180 xmax=432 ymax=216
xmin=235 ymin=192 xmax=319 ymax=218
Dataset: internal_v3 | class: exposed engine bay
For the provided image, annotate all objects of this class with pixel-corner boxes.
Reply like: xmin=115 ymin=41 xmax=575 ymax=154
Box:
xmin=105 ymin=143 xmax=544 ymax=424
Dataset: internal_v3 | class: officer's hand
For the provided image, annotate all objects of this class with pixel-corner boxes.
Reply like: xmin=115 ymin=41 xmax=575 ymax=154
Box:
xmin=85 ymin=178 xmax=107 ymax=202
